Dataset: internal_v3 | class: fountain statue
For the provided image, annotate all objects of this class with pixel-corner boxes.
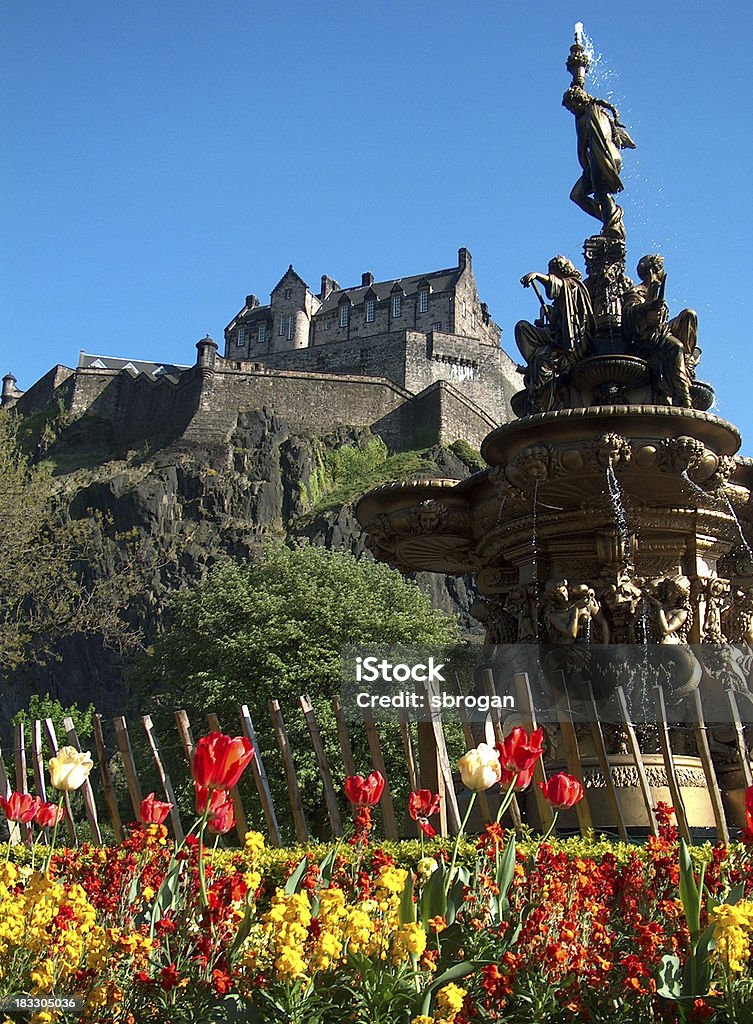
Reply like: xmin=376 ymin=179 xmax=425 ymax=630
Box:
xmin=356 ymin=25 xmax=753 ymax=832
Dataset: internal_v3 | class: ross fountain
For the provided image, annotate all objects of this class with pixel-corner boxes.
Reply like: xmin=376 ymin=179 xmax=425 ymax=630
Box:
xmin=356 ymin=27 xmax=753 ymax=833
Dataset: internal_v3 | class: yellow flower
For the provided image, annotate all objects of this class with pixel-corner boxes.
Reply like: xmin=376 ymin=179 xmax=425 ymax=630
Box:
xmin=142 ymin=886 xmax=155 ymax=901
xmin=457 ymin=743 xmax=501 ymax=791
xmin=711 ymin=900 xmax=753 ymax=972
xmin=275 ymin=944 xmax=307 ymax=978
xmin=376 ymin=866 xmax=409 ymax=894
xmin=435 ymin=982 xmax=467 ymax=1021
xmin=48 ymin=747 xmax=94 ymax=791
xmin=417 ymin=857 xmax=439 ymax=880
xmin=412 ymin=1017 xmax=436 ymax=1024
xmin=244 ymin=831 xmax=266 ymax=859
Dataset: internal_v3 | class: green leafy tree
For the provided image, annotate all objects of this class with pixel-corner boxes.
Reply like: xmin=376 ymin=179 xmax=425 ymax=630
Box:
xmin=139 ymin=543 xmax=460 ymax=837
xmin=11 ymin=693 xmax=95 ymax=749
xmin=0 ymin=411 xmax=143 ymax=671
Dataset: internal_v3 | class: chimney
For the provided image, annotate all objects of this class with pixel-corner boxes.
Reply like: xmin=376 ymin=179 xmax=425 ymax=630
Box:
xmin=361 ymin=272 xmax=375 ymax=287
xmin=458 ymin=247 xmax=472 ymax=270
xmin=1 ymin=372 xmax=18 ymax=407
xmin=245 ymin=295 xmax=260 ymax=309
xmin=320 ymin=275 xmax=339 ymax=299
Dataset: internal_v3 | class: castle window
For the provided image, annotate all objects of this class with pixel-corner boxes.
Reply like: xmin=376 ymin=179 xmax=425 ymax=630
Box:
xmin=365 ymin=299 xmax=375 ymax=323
xmin=462 ymin=300 xmax=467 ymax=318
xmin=419 ymin=288 xmax=429 ymax=313
xmin=258 ymin=322 xmax=266 ymax=345
xmin=392 ymin=293 xmax=402 ymax=317
xmin=472 ymin=311 xmax=477 ymax=329
xmin=237 ymin=327 xmax=246 ymax=347
xmin=433 ymin=322 xmax=442 ymax=332
xmin=288 ymin=316 xmax=295 ymax=341
xmin=284 ymin=288 xmax=292 ymax=299
xmin=339 ymin=303 xmax=350 ymax=328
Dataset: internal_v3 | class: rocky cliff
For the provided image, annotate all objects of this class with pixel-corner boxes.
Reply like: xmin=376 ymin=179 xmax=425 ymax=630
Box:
xmin=7 ymin=405 xmax=480 ymax=717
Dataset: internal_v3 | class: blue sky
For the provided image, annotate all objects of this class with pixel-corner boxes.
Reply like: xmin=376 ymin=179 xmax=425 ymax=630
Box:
xmin=3 ymin=2 xmax=752 ymax=450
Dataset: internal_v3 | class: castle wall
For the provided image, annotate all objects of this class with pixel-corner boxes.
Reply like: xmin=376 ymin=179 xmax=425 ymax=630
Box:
xmin=15 ymin=365 xmax=75 ymax=417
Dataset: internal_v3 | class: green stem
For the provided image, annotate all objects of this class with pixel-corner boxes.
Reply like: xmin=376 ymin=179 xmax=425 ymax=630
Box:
xmin=540 ymin=808 xmax=559 ymax=843
xmin=42 ymin=794 xmax=65 ymax=876
xmin=444 ymin=792 xmax=476 ymax=899
xmin=197 ymin=802 xmax=211 ymax=909
xmin=495 ymin=777 xmax=520 ymax=824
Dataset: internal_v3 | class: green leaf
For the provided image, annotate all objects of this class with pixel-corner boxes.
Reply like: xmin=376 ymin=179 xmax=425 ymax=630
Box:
xmin=284 ymin=855 xmax=309 ymax=894
xmin=399 ymin=869 xmax=416 ymax=925
xmin=227 ymin=896 xmax=255 ymax=968
xmin=656 ymin=954 xmax=683 ymax=1000
xmin=148 ymin=858 xmax=183 ymax=938
xmin=678 ymin=837 xmax=701 ymax=939
xmin=419 ymin=861 xmax=447 ymax=924
xmin=419 ymin=960 xmax=485 ymax=1017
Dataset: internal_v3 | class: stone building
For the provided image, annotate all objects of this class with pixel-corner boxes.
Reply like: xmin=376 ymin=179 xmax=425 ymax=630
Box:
xmin=4 ymin=248 xmax=519 ymax=451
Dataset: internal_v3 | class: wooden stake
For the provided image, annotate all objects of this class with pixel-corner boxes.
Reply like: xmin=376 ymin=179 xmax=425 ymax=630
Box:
xmin=331 ymin=696 xmax=357 ymax=778
xmin=93 ymin=715 xmax=123 ymax=843
xmin=142 ymin=715 xmax=184 ymax=844
xmin=690 ymin=690 xmax=729 ymax=843
xmin=615 ymin=687 xmax=658 ymax=836
xmin=360 ymin=707 xmax=399 ymax=839
xmin=269 ymin=699 xmax=308 ymax=842
xmin=112 ymin=716 xmax=144 ymax=820
xmin=299 ymin=695 xmax=342 ymax=837
xmin=513 ymin=672 xmax=555 ymax=832
xmin=62 ymin=717 xmax=102 ymax=844
xmin=239 ymin=704 xmax=281 ymax=847
xmin=654 ymin=686 xmax=691 ymax=843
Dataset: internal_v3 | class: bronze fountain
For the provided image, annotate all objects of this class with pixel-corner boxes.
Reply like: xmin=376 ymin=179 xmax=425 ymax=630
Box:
xmin=355 ymin=27 xmax=753 ymax=833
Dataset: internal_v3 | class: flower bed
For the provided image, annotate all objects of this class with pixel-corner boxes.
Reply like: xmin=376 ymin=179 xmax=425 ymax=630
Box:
xmin=0 ymin=733 xmax=751 ymax=1023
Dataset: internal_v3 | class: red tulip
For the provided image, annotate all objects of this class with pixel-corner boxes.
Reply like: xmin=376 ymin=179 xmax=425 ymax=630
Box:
xmin=495 ymin=727 xmax=545 ymax=773
xmin=192 ymin=732 xmax=254 ymax=791
xmin=344 ymin=771 xmax=385 ymax=807
xmin=408 ymin=789 xmax=441 ymax=838
xmin=745 ymin=785 xmax=753 ymax=816
xmin=500 ymin=763 xmax=536 ymax=793
xmin=139 ymin=792 xmax=173 ymax=825
xmin=195 ymin=783 xmax=233 ymax=816
xmin=207 ymin=796 xmax=235 ymax=835
xmin=538 ymin=772 xmax=584 ymax=809
xmin=34 ymin=801 xmax=65 ymax=828
xmin=0 ymin=792 xmax=41 ymax=823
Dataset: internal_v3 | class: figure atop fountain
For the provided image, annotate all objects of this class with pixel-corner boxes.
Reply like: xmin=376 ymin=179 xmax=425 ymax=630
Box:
xmin=514 ymin=255 xmax=595 ymax=413
xmin=563 ymin=25 xmax=636 ymax=240
xmin=622 ymin=254 xmax=700 ymax=407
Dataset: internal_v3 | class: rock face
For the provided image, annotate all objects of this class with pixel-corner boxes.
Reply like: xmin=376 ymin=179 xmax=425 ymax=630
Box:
xmin=5 ymin=406 xmax=480 ymax=717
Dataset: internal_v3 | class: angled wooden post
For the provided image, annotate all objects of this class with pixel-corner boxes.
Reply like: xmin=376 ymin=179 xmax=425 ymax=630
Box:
xmin=30 ymin=721 xmax=48 ymax=805
xmin=299 ymin=694 xmax=342 ymax=837
xmin=477 ymin=670 xmax=521 ymax=830
xmin=174 ymin=710 xmax=196 ymax=767
xmin=725 ymin=689 xmax=753 ymax=789
xmin=269 ymin=699 xmax=308 ymax=842
xmin=0 ymin=740 xmax=21 ymax=845
xmin=14 ymin=722 xmax=33 ymax=845
xmin=360 ymin=706 xmax=399 ymax=840
xmin=62 ymin=717 xmax=102 ymax=844
xmin=553 ymin=675 xmax=594 ymax=835
xmin=615 ymin=686 xmax=659 ymax=836
xmin=239 ymin=704 xmax=281 ymax=847
xmin=417 ymin=720 xmax=447 ymax=835
xmin=206 ymin=712 xmax=248 ymax=844
xmin=690 ymin=690 xmax=729 ymax=843
xmin=112 ymin=716 xmax=144 ymax=820
xmin=513 ymin=671 xmax=555 ymax=832
xmin=654 ymin=686 xmax=691 ymax=843
xmin=421 ymin=680 xmax=461 ymax=834
xmin=397 ymin=705 xmax=418 ymax=794
xmin=43 ymin=719 xmax=77 ymax=844
xmin=93 ymin=715 xmax=123 ymax=843
xmin=585 ymin=683 xmax=629 ymax=841
xmin=142 ymin=715 xmax=184 ymax=844
xmin=331 ymin=696 xmax=357 ymax=778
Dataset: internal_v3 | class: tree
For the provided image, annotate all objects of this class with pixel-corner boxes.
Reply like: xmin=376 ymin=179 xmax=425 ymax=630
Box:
xmin=139 ymin=543 xmax=461 ymax=836
xmin=0 ymin=411 xmax=142 ymax=671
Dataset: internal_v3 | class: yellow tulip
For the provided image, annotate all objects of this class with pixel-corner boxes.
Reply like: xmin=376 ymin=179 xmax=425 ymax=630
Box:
xmin=48 ymin=747 xmax=94 ymax=791
xmin=457 ymin=742 xmax=501 ymax=791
